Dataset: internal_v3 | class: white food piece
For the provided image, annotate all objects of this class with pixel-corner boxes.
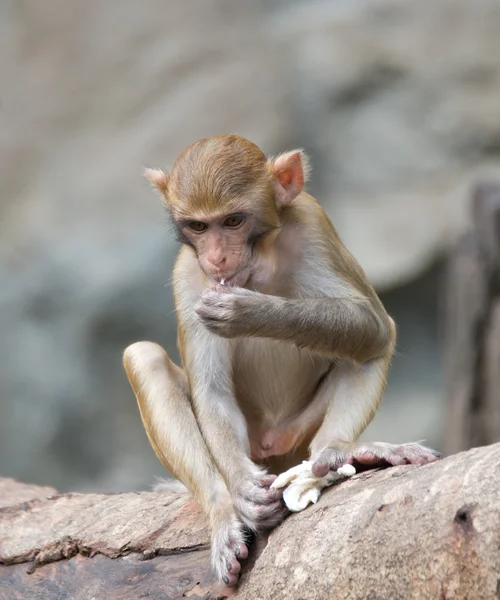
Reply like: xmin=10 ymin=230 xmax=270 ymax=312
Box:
xmin=337 ymin=463 xmax=356 ymax=477
xmin=271 ymin=461 xmax=310 ymax=489
xmin=272 ymin=460 xmax=356 ymax=512
xmin=283 ymin=483 xmax=320 ymax=512
xmin=220 ymin=278 xmax=225 ymax=286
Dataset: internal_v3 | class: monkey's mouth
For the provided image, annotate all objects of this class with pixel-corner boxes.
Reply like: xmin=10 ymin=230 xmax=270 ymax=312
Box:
xmin=217 ymin=267 xmax=250 ymax=288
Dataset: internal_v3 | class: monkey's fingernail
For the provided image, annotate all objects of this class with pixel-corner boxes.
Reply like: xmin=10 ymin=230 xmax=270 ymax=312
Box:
xmin=222 ymin=576 xmax=229 ymax=584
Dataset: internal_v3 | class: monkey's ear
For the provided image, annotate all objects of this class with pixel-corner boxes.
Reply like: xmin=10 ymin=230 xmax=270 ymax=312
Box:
xmin=143 ymin=168 xmax=170 ymax=196
xmin=267 ymin=150 xmax=311 ymax=205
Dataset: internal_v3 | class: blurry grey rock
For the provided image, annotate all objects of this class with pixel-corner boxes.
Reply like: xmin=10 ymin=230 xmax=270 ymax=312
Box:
xmin=274 ymin=0 xmax=500 ymax=287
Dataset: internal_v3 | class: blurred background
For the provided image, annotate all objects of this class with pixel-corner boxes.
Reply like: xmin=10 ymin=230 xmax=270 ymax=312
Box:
xmin=1 ymin=0 xmax=500 ymax=493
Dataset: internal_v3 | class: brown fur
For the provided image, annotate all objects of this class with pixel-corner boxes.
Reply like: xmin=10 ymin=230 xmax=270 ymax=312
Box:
xmin=126 ymin=135 xmax=438 ymax=588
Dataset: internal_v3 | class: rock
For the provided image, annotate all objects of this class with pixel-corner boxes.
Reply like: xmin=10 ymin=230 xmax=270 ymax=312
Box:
xmin=1 ymin=443 xmax=499 ymax=600
xmin=0 ymin=479 xmax=57 ymax=509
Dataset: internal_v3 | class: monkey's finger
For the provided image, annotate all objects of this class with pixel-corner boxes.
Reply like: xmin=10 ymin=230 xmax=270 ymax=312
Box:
xmin=195 ymin=305 xmax=222 ymax=319
xmin=245 ymin=484 xmax=282 ymax=505
xmin=266 ymin=487 xmax=283 ymax=502
xmin=255 ymin=503 xmax=289 ymax=529
xmin=259 ymin=474 xmax=277 ymax=486
xmin=254 ymin=489 xmax=282 ymax=505
xmin=196 ymin=313 xmax=221 ymax=324
xmin=196 ymin=315 xmax=229 ymax=330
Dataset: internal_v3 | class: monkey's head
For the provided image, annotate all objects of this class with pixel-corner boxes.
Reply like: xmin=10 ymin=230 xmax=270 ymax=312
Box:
xmin=145 ymin=135 xmax=310 ymax=287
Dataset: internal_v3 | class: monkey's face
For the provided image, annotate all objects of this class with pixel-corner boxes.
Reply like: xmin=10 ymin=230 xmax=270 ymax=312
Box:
xmin=144 ymin=136 xmax=308 ymax=287
xmin=177 ymin=211 xmax=264 ymax=287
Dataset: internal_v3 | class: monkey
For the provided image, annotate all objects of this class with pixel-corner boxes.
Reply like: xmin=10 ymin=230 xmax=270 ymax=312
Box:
xmin=123 ymin=135 xmax=439 ymax=588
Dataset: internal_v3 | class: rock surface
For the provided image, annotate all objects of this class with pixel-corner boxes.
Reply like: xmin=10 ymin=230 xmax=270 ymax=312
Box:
xmin=1 ymin=443 xmax=499 ymax=600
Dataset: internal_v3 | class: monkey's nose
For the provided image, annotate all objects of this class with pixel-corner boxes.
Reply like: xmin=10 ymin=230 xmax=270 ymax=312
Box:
xmin=208 ymin=255 xmax=227 ymax=267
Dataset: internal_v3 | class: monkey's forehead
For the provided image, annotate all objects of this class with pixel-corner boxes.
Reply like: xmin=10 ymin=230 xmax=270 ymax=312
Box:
xmin=167 ymin=169 xmax=274 ymax=217
xmin=168 ymin=193 xmax=260 ymax=220
xmin=170 ymin=157 xmax=268 ymax=195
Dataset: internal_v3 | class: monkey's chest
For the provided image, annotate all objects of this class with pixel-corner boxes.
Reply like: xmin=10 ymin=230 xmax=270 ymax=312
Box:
xmin=232 ymin=338 xmax=330 ymax=425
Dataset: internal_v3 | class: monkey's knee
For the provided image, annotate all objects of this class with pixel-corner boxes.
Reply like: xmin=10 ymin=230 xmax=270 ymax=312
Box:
xmin=123 ymin=341 xmax=187 ymax=394
xmin=123 ymin=342 xmax=168 ymax=367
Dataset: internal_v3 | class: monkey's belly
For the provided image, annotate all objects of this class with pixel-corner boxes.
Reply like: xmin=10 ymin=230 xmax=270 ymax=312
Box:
xmin=233 ymin=338 xmax=331 ymax=458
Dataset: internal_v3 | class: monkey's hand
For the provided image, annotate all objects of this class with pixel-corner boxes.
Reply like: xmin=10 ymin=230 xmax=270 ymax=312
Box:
xmin=311 ymin=441 xmax=440 ymax=477
xmin=232 ymin=473 xmax=288 ymax=532
xmin=271 ymin=461 xmax=356 ymax=512
xmin=195 ymin=288 xmax=269 ymax=338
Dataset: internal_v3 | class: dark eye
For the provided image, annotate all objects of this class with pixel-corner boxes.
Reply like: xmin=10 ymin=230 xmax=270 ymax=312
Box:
xmin=188 ymin=221 xmax=208 ymax=233
xmin=223 ymin=215 xmax=245 ymax=229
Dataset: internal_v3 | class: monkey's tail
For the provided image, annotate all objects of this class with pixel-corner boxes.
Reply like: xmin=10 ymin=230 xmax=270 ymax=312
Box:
xmin=153 ymin=477 xmax=189 ymax=494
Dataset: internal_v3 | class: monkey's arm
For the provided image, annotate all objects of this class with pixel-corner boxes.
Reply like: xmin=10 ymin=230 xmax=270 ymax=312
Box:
xmin=196 ymin=288 xmax=393 ymax=364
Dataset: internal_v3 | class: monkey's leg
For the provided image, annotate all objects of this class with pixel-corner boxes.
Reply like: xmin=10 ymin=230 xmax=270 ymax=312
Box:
xmin=309 ymin=358 xmax=439 ymax=477
xmin=123 ymin=341 xmax=247 ymax=587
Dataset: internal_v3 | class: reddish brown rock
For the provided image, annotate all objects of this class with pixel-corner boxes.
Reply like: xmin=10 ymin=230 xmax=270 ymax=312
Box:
xmin=1 ymin=443 xmax=499 ymax=600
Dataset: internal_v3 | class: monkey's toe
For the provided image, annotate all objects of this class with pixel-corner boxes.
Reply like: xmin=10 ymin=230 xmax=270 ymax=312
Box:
xmin=385 ymin=455 xmax=408 ymax=466
xmin=313 ymin=442 xmax=440 ymax=475
xmin=311 ymin=461 xmax=330 ymax=478
xmin=311 ymin=448 xmax=349 ymax=476
xmin=212 ymin=517 xmax=249 ymax=587
xmin=390 ymin=443 xmax=440 ymax=465
xmin=227 ymin=558 xmax=241 ymax=575
xmin=222 ymin=573 xmax=239 ymax=587
xmin=236 ymin=543 xmax=248 ymax=560
xmin=349 ymin=442 xmax=441 ymax=468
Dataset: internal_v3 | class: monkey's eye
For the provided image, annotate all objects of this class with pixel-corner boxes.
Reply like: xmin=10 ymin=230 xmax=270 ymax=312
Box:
xmin=188 ymin=221 xmax=208 ymax=233
xmin=223 ymin=215 xmax=245 ymax=229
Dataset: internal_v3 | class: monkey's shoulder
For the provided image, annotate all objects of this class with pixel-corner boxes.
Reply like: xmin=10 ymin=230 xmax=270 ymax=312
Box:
xmin=284 ymin=192 xmax=341 ymax=243
xmin=288 ymin=193 xmax=376 ymax=297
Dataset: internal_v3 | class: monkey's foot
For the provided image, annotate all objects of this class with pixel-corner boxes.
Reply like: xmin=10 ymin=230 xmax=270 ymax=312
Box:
xmin=211 ymin=517 xmax=249 ymax=587
xmin=311 ymin=441 xmax=440 ymax=478
xmin=233 ymin=474 xmax=288 ymax=532
xmin=271 ymin=461 xmax=356 ymax=512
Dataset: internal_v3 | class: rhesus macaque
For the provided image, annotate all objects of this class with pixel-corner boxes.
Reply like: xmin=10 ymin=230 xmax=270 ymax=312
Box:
xmin=123 ymin=135 xmax=438 ymax=587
